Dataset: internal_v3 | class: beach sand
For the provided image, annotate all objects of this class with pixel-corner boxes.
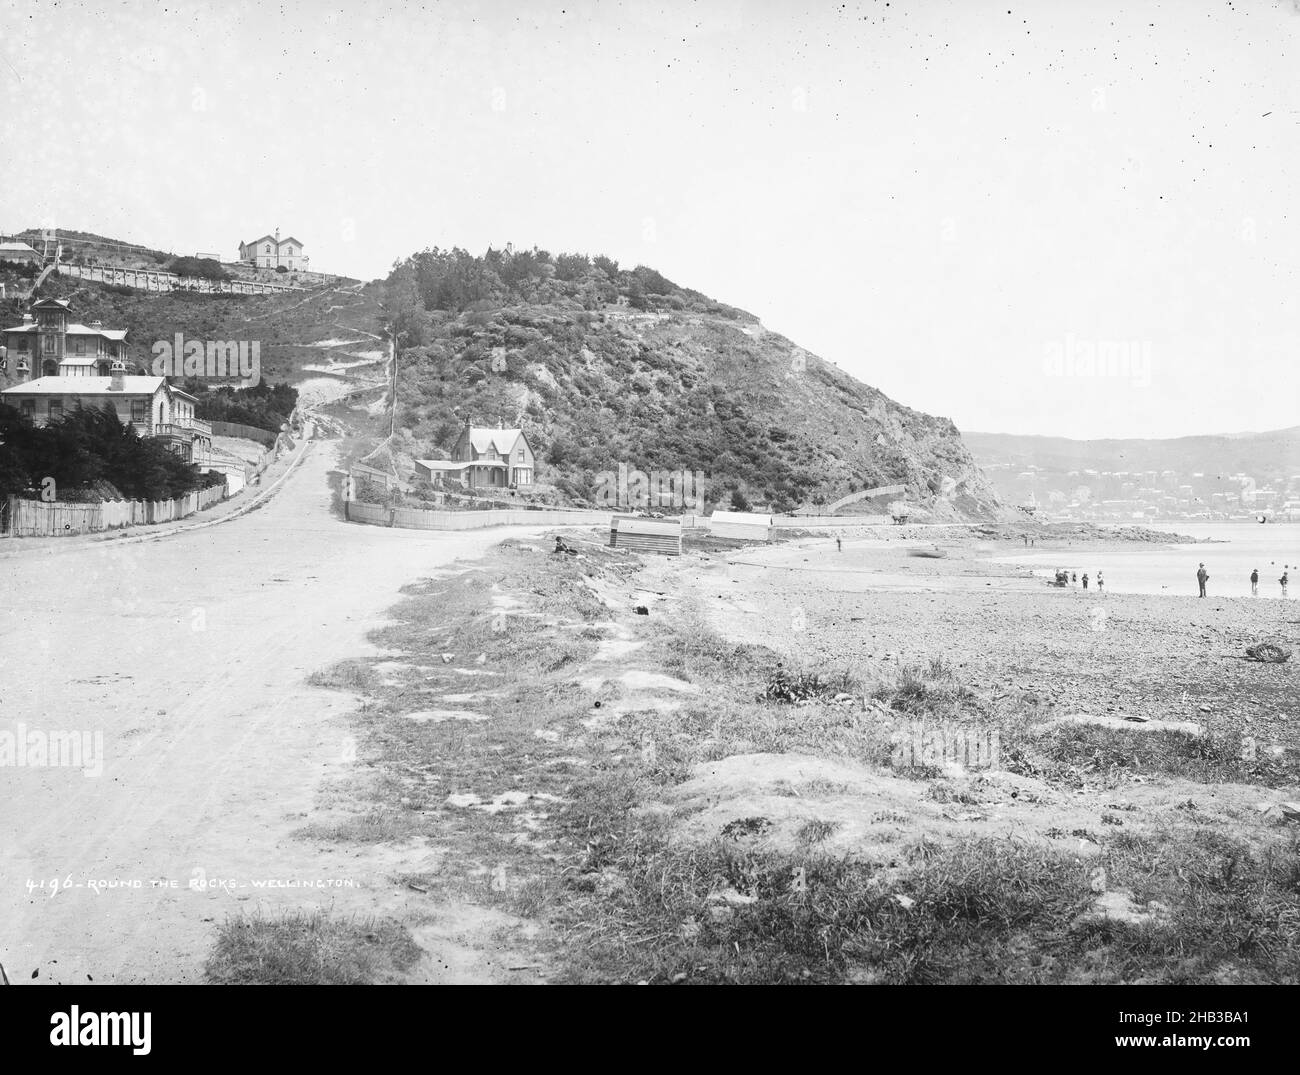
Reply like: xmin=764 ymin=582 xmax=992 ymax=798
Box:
xmin=676 ymin=533 xmax=1299 ymax=749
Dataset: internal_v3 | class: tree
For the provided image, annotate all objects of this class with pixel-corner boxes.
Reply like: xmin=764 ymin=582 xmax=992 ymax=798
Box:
xmin=168 ymin=256 xmax=230 ymax=281
xmin=0 ymin=403 xmax=213 ymax=501
xmin=729 ymin=488 xmax=751 ymax=511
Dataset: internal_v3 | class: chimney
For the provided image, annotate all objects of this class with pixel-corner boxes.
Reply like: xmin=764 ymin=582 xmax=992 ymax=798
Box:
xmin=22 ymin=312 xmax=32 ymax=325
xmin=108 ymin=358 xmax=126 ymax=392
xmin=89 ymin=319 xmax=102 ymax=330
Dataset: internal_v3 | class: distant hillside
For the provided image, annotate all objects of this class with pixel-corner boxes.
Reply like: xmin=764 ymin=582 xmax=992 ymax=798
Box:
xmin=376 ymin=246 xmax=1005 ymax=517
xmin=967 ymin=429 xmax=1300 ymax=484
xmin=0 ymin=271 xmax=385 ymax=390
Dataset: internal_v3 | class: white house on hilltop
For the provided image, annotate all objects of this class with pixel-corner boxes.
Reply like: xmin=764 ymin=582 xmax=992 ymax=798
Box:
xmin=238 ymin=229 xmax=307 ymax=271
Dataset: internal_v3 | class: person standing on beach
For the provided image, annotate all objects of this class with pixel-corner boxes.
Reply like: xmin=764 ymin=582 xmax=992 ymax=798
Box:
xmin=1096 ymin=570 xmax=1104 ymax=593
xmin=836 ymin=536 xmax=842 ymax=553
xmin=1281 ymin=571 xmax=1289 ymax=599
xmin=1072 ymin=572 xmax=1077 ymax=584
xmin=1197 ymin=563 xmax=1208 ymax=598
xmin=1251 ymin=568 xmax=1259 ymax=596
xmin=1082 ymin=572 xmax=1089 ymax=590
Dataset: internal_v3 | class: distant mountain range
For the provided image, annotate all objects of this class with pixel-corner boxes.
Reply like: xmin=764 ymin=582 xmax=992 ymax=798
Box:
xmin=966 ymin=428 xmax=1300 ymax=483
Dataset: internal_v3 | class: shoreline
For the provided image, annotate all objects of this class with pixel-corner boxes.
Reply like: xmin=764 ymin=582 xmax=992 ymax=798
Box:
xmin=220 ymin=522 xmax=1300 ymax=984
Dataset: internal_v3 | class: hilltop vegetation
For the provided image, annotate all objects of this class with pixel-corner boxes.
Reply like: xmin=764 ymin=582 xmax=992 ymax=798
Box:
xmin=183 ymin=381 xmax=299 ymax=434
xmin=0 ymin=271 xmax=385 ymax=389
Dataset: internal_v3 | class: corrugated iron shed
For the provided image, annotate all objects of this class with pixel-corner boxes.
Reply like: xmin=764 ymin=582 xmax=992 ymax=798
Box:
xmin=707 ymin=510 xmax=774 ymax=541
xmin=610 ymin=515 xmax=682 ymax=556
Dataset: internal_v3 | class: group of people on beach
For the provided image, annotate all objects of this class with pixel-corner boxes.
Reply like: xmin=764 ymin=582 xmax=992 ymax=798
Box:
xmin=1054 ymin=569 xmax=1102 ymax=590
xmin=1051 ymin=562 xmax=1291 ymax=598
xmin=1237 ymin=564 xmax=1288 ymax=599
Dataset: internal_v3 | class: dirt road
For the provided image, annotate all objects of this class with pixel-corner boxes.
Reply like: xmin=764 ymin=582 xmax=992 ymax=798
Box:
xmin=0 ymin=441 xmax=543 ymax=984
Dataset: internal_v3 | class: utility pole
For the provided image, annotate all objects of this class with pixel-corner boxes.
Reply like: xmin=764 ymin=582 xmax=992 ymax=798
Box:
xmin=388 ymin=325 xmax=398 ymax=441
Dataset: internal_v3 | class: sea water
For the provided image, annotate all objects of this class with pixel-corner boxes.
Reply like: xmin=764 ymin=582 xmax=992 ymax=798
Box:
xmin=994 ymin=522 xmax=1300 ymax=599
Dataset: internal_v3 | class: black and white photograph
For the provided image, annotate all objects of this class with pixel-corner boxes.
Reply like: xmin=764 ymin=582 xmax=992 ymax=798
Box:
xmin=0 ymin=0 xmax=1295 ymax=1054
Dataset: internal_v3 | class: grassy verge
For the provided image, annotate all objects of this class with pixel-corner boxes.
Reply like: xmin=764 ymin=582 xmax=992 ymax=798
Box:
xmin=541 ymin=599 xmax=1300 ymax=983
xmin=550 ymin=820 xmax=1300 ymax=984
xmin=205 ymin=911 xmax=421 ymax=984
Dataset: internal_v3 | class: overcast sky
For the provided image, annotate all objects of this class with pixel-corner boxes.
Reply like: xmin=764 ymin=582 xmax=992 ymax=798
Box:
xmin=3 ymin=0 xmax=1299 ymax=439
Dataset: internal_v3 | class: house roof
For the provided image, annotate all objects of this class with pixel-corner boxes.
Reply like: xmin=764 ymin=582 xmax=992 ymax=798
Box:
xmin=67 ymin=323 xmax=128 ymax=340
xmin=243 ymin=235 xmax=304 ymax=249
xmin=31 ymin=298 xmax=70 ymax=309
xmin=59 ymin=356 xmax=99 ymax=366
xmin=1 ymin=376 xmax=168 ymax=396
xmin=416 ymin=459 xmax=472 ymax=472
xmin=465 ymin=426 xmax=526 ymax=455
xmin=1 ymin=321 xmax=127 ymax=340
xmin=0 ymin=242 xmax=39 ymax=255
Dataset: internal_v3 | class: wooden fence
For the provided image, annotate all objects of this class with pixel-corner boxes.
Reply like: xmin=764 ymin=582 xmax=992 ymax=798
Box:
xmin=345 ymin=501 xmax=611 ymax=531
xmin=210 ymin=421 xmax=279 ymax=446
xmin=3 ymin=484 xmax=227 ymax=537
xmin=56 ymin=263 xmax=305 ymax=295
xmin=774 ymin=514 xmax=892 ymax=527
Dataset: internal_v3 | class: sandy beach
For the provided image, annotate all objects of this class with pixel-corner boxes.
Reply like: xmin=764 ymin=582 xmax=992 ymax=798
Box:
xmin=686 ymin=530 xmax=1300 ymax=753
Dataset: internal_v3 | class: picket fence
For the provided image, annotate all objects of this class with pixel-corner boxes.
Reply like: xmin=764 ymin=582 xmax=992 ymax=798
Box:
xmin=4 ymin=484 xmax=227 ymax=537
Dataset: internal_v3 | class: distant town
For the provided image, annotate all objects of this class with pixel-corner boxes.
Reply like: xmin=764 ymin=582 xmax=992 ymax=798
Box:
xmin=983 ymin=461 xmax=1300 ymax=523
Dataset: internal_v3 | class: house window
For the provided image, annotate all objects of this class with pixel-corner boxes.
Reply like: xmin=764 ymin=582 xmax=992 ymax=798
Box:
xmin=48 ymin=399 xmax=63 ymax=420
xmin=17 ymin=337 xmax=29 ymax=352
xmin=131 ymin=400 xmax=147 ymax=423
xmin=20 ymin=399 xmax=35 ymax=419
xmin=44 ymin=335 xmax=56 ymax=353
xmin=516 ymin=448 xmax=525 ymax=461
xmin=74 ymin=337 xmax=85 ymax=355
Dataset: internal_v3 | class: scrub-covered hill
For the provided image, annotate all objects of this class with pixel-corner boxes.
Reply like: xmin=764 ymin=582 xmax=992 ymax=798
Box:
xmin=378 ymin=246 xmax=1004 ymax=517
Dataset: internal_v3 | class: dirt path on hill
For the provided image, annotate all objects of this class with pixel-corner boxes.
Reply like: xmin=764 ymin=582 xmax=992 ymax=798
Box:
xmin=0 ymin=442 xmax=549 ymax=984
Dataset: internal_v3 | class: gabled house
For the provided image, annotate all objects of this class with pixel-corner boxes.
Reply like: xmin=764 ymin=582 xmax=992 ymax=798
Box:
xmin=416 ymin=419 xmax=535 ymax=490
xmin=238 ymin=229 xmax=307 ymax=271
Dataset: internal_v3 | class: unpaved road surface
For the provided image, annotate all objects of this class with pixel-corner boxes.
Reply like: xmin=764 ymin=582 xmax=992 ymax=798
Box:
xmin=0 ymin=441 xmax=543 ymax=984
